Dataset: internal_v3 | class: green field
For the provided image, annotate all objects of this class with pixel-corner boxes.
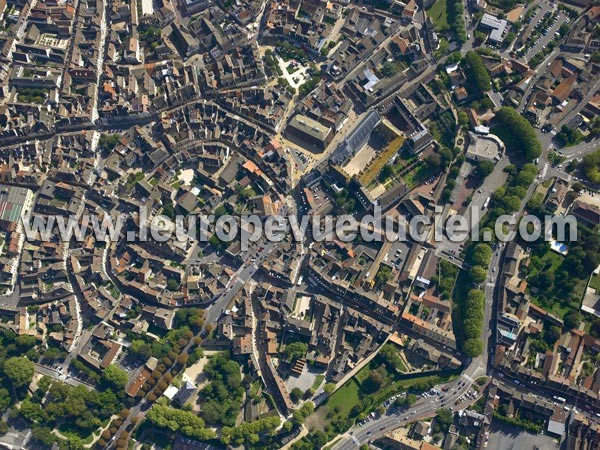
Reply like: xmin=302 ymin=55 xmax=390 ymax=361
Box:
xmin=304 ymin=362 xmax=458 ymax=447
xmin=326 ymin=379 xmax=361 ymax=417
xmin=590 ymin=273 xmax=600 ymax=292
xmin=426 ymin=0 xmax=448 ymax=30
xmin=527 ymin=249 xmax=585 ymax=318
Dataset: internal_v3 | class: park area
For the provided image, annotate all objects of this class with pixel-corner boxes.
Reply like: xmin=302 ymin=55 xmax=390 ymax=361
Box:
xmin=426 ymin=0 xmax=448 ymax=30
xmin=304 ymin=343 xmax=457 ymax=442
xmin=525 ymin=245 xmax=586 ymax=319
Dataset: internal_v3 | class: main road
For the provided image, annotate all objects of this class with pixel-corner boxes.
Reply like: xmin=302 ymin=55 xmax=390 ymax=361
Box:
xmin=106 ymin=208 xmax=289 ymax=448
xmin=333 ymin=131 xmax=550 ymax=449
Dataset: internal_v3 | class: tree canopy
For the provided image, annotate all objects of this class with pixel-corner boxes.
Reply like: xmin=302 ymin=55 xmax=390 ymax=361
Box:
xmin=3 ymin=356 xmax=34 ymax=388
xmin=581 ymin=149 xmax=600 ymax=183
xmin=493 ymin=107 xmax=541 ymax=162
xmin=463 ymin=51 xmax=492 ymax=92
xmin=101 ymin=365 xmax=128 ymax=390
xmin=284 ymin=342 xmax=308 ymax=362
xmin=146 ymin=405 xmax=215 ymax=441
xmin=200 ymin=352 xmax=243 ymax=426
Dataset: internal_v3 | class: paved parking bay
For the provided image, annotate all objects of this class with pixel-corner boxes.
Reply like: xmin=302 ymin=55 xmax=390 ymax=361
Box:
xmin=487 ymin=422 xmax=559 ymax=450
xmin=524 ymin=12 xmax=567 ymax=62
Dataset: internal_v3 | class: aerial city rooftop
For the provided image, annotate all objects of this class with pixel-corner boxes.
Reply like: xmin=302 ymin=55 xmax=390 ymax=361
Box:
xmin=0 ymin=0 xmax=598 ymax=449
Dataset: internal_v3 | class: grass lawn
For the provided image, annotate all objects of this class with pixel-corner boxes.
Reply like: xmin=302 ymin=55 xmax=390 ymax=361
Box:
xmin=395 ymin=356 xmax=408 ymax=373
xmin=401 ymin=162 xmax=429 ymax=190
xmin=427 ymin=0 xmax=448 ymax=30
xmin=538 ymin=251 xmax=563 ymax=273
xmin=589 ymin=274 xmax=600 ymax=292
xmin=312 ymin=374 xmax=325 ymax=390
xmin=359 ymin=136 xmax=405 ymax=186
xmin=326 ymin=379 xmax=361 ymax=417
xmin=306 ymin=362 xmax=458 ymax=441
xmin=531 ymin=191 xmax=544 ymax=204
xmin=527 ymin=250 xmax=584 ymax=318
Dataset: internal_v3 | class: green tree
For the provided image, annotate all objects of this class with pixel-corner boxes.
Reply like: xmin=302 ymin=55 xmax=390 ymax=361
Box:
xmin=469 ymin=244 xmax=492 ymax=266
xmin=426 ymin=153 xmax=442 ymax=172
xmin=363 ymin=368 xmax=385 ymax=393
xmin=494 ymin=107 xmax=542 ymax=161
xmin=581 ymin=150 xmax=600 ymax=183
xmin=101 ymin=365 xmax=129 ymax=390
xmin=31 ymin=426 xmax=57 ymax=446
xmin=379 ymin=165 xmax=394 ymax=181
xmin=463 ymin=338 xmax=483 ymax=357
xmin=175 ymin=308 xmax=205 ymax=330
xmin=167 ymin=278 xmax=180 ymax=291
xmin=476 ymin=160 xmax=495 ymax=178
xmin=3 ymin=356 xmax=34 ymax=388
xmin=544 ymin=326 xmax=561 ymax=346
xmin=290 ymin=388 xmax=303 ymax=403
xmin=146 ymin=405 xmax=215 ymax=440
xmin=463 ymin=51 xmax=492 ymax=92
xmin=564 ymin=310 xmax=581 ymax=330
xmin=469 ymin=266 xmax=487 ymax=284
xmin=458 ymin=111 xmax=469 ymax=128
xmin=376 ymin=265 xmax=392 ymax=286
xmin=435 ymin=408 xmax=453 ymax=433
xmin=590 ymin=318 xmax=600 ymax=338
xmin=285 ymin=342 xmax=308 ymax=362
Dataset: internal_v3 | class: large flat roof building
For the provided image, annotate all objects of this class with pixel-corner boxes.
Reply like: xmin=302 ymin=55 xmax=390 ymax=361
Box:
xmin=465 ymin=132 xmax=504 ymax=162
xmin=0 ymin=185 xmax=34 ymax=228
xmin=285 ymin=114 xmax=333 ymax=151
xmin=480 ymin=13 xmax=509 ymax=43
xmin=330 ymin=110 xmax=381 ymax=165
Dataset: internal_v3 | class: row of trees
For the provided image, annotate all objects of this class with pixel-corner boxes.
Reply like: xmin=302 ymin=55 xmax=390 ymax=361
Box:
xmin=434 ymin=259 xmax=459 ymax=300
xmin=482 ymin=163 xmax=537 ymax=229
xmin=463 ymin=51 xmax=492 ymax=93
xmin=146 ymin=404 xmax=215 ymax=441
xmin=493 ymin=107 xmax=542 ymax=162
xmin=447 ymin=0 xmax=467 ymax=44
xmin=460 ymin=243 xmax=493 ymax=357
xmin=457 ymin=162 xmax=540 ymax=357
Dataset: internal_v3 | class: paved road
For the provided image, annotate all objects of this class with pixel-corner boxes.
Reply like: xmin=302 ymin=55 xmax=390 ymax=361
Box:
xmin=107 ymin=226 xmax=284 ymax=447
xmin=332 ymin=370 xmax=483 ymax=450
xmin=554 ymin=77 xmax=600 ymax=131
xmin=332 ymin=115 xmax=556 ymax=449
xmin=558 ymin=139 xmax=600 ymax=161
xmin=34 ymin=363 xmax=93 ymax=389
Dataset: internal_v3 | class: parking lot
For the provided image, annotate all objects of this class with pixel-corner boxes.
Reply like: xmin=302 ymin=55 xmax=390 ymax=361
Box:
xmin=524 ymin=12 xmax=568 ymax=62
xmin=385 ymin=241 xmax=410 ymax=272
xmin=487 ymin=422 xmax=559 ymax=450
